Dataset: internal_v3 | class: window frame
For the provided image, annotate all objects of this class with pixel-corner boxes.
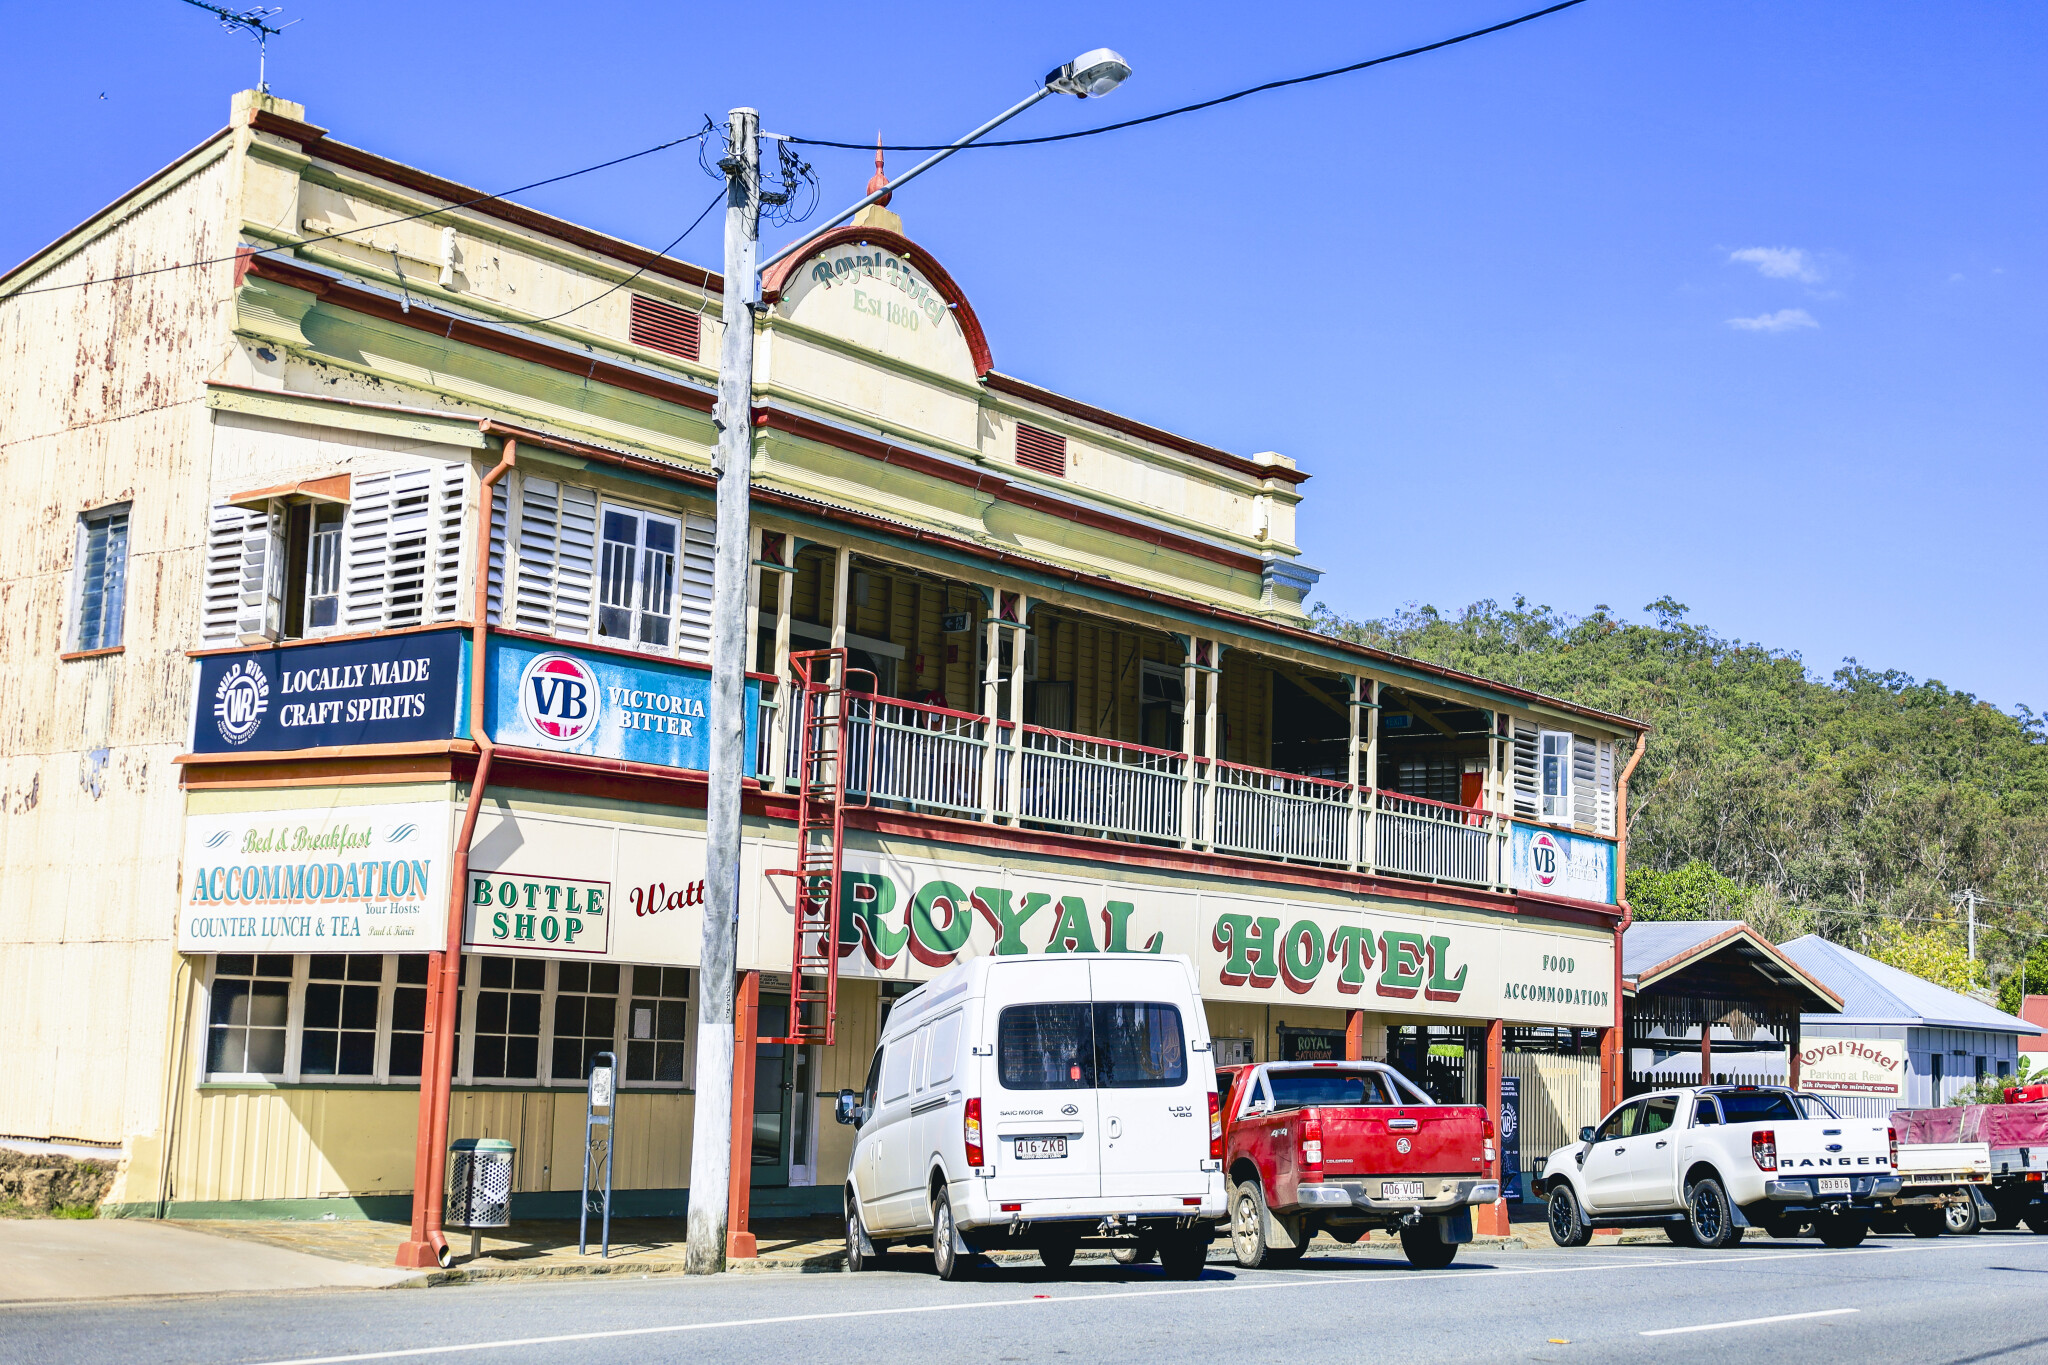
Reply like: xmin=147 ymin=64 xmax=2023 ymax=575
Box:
xmin=69 ymin=503 xmax=132 ymax=653
xmin=1539 ymin=729 xmax=1574 ymax=822
xmin=596 ymin=500 xmax=686 ymax=656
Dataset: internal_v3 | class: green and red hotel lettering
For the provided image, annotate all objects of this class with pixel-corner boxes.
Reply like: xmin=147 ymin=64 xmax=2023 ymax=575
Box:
xmin=1210 ymin=912 xmax=1470 ymax=1002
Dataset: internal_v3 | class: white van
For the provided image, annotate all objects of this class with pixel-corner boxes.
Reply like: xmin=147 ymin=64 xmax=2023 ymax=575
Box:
xmin=834 ymin=952 xmax=1226 ymax=1279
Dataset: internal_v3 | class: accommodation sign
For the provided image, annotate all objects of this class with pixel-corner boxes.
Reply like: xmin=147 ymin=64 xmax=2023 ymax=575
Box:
xmin=1509 ymin=823 xmax=1616 ymax=905
xmin=191 ymin=629 xmax=465 ymax=753
xmin=488 ymin=637 xmax=760 ymax=774
xmin=178 ymin=800 xmax=452 ymax=951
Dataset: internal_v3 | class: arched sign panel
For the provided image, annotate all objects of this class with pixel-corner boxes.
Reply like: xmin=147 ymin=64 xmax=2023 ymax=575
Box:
xmin=778 ymin=242 xmax=980 ymax=383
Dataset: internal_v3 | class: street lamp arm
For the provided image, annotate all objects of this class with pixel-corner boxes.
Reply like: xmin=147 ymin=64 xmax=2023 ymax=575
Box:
xmin=758 ymin=85 xmax=1056 ymax=274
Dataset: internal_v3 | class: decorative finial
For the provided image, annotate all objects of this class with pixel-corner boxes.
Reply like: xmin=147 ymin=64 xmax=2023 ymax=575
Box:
xmin=866 ymin=133 xmax=892 ymax=207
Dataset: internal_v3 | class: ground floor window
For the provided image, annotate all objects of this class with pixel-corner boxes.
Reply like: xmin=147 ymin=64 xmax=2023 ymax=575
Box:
xmin=200 ymin=954 xmax=692 ymax=1088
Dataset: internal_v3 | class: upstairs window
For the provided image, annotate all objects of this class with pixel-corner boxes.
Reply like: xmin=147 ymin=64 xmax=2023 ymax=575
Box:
xmin=1015 ymin=423 xmax=1067 ymax=478
xmin=599 ymin=507 xmax=680 ymax=651
xmin=1540 ymin=730 xmax=1573 ymax=820
xmin=70 ymin=506 xmax=130 ymax=652
xmin=284 ymin=502 xmax=345 ymax=636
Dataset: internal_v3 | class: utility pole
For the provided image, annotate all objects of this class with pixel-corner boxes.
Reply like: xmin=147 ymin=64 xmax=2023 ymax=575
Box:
xmin=685 ymin=106 xmax=759 ymax=1277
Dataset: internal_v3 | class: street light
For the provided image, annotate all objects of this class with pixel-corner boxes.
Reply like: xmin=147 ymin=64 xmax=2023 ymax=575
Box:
xmin=687 ymin=51 xmax=1132 ymax=1277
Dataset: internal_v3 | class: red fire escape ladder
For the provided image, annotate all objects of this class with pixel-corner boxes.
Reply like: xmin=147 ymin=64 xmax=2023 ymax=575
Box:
xmin=763 ymin=649 xmax=868 ymax=1046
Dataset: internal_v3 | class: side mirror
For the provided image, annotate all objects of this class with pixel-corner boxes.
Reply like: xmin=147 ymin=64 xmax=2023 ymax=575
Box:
xmin=834 ymin=1089 xmax=861 ymax=1126
xmin=1578 ymin=1126 xmax=1596 ymax=1143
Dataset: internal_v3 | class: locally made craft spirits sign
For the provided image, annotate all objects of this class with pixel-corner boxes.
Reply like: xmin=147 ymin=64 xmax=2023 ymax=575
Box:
xmin=191 ymin=629 xmax=466 ymax=753
xmin=178 ymin=800 xmax=452 ymax=951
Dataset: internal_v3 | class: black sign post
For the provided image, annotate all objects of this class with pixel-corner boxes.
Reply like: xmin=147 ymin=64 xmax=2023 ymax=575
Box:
xmin=1500 ymin=1074 xmax=1522 ymax=1202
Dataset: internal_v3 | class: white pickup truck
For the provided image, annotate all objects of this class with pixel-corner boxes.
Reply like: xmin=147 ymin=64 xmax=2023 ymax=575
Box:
xmin=1538 ymin=1085 xmax=1900 ymax=1249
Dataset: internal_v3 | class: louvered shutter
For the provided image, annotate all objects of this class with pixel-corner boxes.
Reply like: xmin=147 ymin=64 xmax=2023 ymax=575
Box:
xmin=429 ymin=460 xmax=469 ymax=622
xmin=674 ymin=511 xmax=716 ymax=662
xmin=341 ymin=474 xmax=393 ymax=630
xmin=233 ymin=505 xmax=285 ymax=644
xmin=513 ymin=475 xmax=597 ymax=640
xmin=1572 ymin=735 xmax=1599 ymax=830
xmin=202 ymin=505 xmax=268 ymax=645
xmin=486 ymin=477 xmax=509 ymax=625
xmin=1595 ymin=739 xmax=1617 ymax=836
xmin=1511 ymin=721 xmax=1540 ymax=818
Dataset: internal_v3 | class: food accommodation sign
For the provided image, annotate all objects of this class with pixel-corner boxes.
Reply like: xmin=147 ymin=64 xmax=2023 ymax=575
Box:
xmin=191 ymin=629 xmax=465 ymax=753
xmin=488 ymin=637 xmax=760 ymax=774
xmin=179 ymin=800 xmax=452 ymax=952
xmin=1799 ymin=1037 xmax=1907 ymax=1096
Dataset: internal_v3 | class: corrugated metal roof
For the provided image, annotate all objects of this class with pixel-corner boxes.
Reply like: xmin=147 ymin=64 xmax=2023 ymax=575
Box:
xmin=1777 ymin=935 xmax=2041 ymax=1034
xmin=1622 ymin=921 xmax=1747 ymax=977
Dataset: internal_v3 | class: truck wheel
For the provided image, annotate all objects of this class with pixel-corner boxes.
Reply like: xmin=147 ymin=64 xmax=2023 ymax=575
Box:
xmin=1547 ymin=1185 xmax=1593 ymax=1248
xmin=1399 ymin=1220 xmax=1459 ymax=1270
xmin=1906 ymin=1208 xmax=1945 ymax=1238
xmin=1686 ymin=1178 xmax=1741 ymax=1250
xmin=1665 ymin=1220 xmax=1700 ymax=1247
xmin=2027 ymin=1211 xmax=2048 ymax=1235
xmin=931 ymin=1192 xmax=973 ymax=1282
xmin=1229 ymin=1181 xmax=1302 ymax=1269
xmin=1945 ymin=1198 xmax=1982 ymax=1236
xmin=1158 ymin=1232 xmax=1210 ymax=1280
xmin=1817 ymin=1214 xmax=1868 ymax=1248
xmin=846 ymin=1199 xmax=882 ymax=1271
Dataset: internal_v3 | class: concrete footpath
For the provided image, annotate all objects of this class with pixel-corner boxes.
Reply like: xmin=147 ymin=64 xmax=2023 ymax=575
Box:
xmin=0 ymin=1219 xmax=421 ymax=1303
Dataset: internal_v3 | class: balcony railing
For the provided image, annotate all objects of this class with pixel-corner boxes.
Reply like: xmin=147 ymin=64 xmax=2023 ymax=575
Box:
xmin=761 ymin=692 xmax=1526 ymax=891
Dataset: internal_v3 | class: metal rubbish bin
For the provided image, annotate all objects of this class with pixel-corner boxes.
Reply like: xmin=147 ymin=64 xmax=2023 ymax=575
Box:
xmin=447 ymin=1137 xmax=515 ymax=1260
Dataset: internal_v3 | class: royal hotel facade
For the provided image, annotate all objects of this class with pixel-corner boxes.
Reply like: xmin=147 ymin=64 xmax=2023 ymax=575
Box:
xmin=0 ymin=91 xmax=1644 ymax=1233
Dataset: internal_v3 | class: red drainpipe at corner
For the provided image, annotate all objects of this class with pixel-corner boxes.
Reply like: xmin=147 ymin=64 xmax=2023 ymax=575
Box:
xmin=396 ymin=439 xmax=516 ymax=1270
xmin=1607 ymin=734 xmax=1647 ymax=1111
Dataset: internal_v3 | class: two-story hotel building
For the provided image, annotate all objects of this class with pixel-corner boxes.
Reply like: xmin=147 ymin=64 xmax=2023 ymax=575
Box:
xmin=0 ymin=91 xmax=1645 ymax=1239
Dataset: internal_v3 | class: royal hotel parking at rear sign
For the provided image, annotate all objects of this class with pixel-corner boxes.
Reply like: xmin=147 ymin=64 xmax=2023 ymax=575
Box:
xmin=179 ymin=800 xmax=454 ymax=952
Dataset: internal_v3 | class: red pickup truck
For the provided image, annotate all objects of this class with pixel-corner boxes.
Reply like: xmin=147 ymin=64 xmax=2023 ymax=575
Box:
xmin=1219 ymin=1061 xmax=1498 ymax=1269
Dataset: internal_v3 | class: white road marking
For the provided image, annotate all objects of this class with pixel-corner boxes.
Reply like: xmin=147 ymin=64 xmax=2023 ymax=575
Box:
xmin=239 ymin=1245 xmax=1919 ymax=1365
xmin=1641 ymin=1307 xmax=1859 ymax=1336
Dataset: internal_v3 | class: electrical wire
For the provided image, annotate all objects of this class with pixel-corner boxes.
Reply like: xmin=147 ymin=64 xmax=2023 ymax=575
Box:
xmin=4 ymin=131 xmax=709 ymax=302
xmin=787 ymin=0 xmax=1593 ymax=152
xmin=524 ymin=186 xmax=726 ymax=325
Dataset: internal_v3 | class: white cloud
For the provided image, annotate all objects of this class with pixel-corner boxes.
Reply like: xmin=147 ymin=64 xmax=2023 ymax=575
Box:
xmin=1729 ymin=246 xmax=1824 ymax=284
xmin=1726 ymin=308 xmax=1819 ymax=332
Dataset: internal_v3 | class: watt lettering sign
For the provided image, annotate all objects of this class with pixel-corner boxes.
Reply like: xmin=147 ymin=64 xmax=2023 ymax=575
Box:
xmin=1509 ymin=823 xmax=1616 ymax=906
xmin=191 ymin=630 xmax=466 ymax=753
xmin=1799 ymin=1037 xmax=1907 ymax=1097
xmin=488 ymin=638 xmax=761 ymax=774
xmin=179 ymin=800 xmax=453 ymax=952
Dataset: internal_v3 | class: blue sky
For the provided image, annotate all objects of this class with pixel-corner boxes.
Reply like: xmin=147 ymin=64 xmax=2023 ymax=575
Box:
xmin=5 ymin=2 xmax=2042 ymax=713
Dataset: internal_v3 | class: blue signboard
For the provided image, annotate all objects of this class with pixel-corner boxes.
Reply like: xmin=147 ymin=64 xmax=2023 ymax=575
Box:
xmin=1500 ymin=1074 xmax=1522 ymax=1201
xmin=1509 ymin=822 xmax=1617 ymax=905
xmin=192 ymin=629 xmax=467 ymax=754
xmin=487 ymin=637 xmax=759 ymax=775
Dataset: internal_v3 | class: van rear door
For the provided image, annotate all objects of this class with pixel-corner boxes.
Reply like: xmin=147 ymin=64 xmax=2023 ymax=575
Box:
xmin=1092 ymin=957 xmax=1211 ymax=1201
xmin=984 ymin=960 xmax=1102 ymax=1202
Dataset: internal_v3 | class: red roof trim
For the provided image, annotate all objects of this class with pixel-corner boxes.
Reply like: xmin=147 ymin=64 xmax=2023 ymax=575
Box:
xmin=247 ymin=109 xmax=722 ymax=294
xmin=984 ymin=371 xmax=1311 ymax=487
xmin=758 ymin=224 xmax=993 ymax=376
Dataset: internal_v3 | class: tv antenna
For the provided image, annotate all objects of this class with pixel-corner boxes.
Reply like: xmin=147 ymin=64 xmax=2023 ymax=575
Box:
xmin=179 ymin=0 xmax=299 ymax=93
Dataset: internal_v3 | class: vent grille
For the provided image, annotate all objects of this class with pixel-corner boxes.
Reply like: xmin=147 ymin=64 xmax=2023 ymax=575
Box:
xmin=1015 ymin=423 xmax=1068 ymax=478
xmin=629 ymin=293 xmax=701 ymax=362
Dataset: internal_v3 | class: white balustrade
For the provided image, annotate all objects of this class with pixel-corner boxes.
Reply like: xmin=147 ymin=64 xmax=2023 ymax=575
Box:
xmin=1372 ymin=789 xmax=1493 ymax=886
xmin=1205 ymin=761 xmax=1352 ymax=864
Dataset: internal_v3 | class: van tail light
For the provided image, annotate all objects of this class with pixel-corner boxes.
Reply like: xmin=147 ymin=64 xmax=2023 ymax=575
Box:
xmin=1888 ymin=1126 xmax=1898 ymax=1169
xmin=1207 ymin=1092 xmax=1224 ymax=1159
xmin=964 ymin=1097 xmax=984 ymax=1168
xmin=1752 ymin=1129 xmax=1777 ymax=1172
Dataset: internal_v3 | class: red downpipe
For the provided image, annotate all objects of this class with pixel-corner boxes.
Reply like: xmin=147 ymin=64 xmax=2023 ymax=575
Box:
xmin=1608 ymin=734 xmax=1647 ymax=1111
xmin=396 ymin=439 xmax=516 ymax=1270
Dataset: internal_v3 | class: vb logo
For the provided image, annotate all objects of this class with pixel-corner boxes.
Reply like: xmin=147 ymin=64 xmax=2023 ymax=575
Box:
xmin=1529 ymin=831 xmax=1562 ymax=888
xmin=519 ymin=653 xmax=600 ymax=743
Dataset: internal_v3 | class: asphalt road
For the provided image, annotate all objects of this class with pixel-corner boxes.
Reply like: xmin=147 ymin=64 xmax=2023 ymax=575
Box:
xmin=6 ymin=1229 xmax=2048 ymax=1365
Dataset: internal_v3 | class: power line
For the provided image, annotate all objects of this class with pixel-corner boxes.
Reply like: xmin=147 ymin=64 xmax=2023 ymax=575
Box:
xmin=4 ymin=131 xmax=708 ymax=303
xmin=525 ymin=187 xmax=726 ymax=325
xmin=787 ymin=0 xmax=1593 ymax=152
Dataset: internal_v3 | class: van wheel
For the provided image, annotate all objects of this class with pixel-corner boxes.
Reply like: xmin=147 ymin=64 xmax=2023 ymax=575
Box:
xmin=1157 ymin=1232 xmax=1209 ymax=1280
xmin=846 ymin=1201 xmax=881 ymax=1271
xmin=1039 ymin=1243 xmax=1075 ymax=1273
xmin=1817 ymin=1214 xmax=1867 ymax=1248
xmin=1546 ymin=1185 xmax=1593 ymax=1248
xmin=1945 ymin=1198 xmax=1982 ymax=1236
xmin=1399 ymin=1220 xmax=1459 ymax=1270
xmin=1686 ymin=1178 xmax=1741 ymax=1250
xmin=931 ymin=1191 xmax=972 ymax=1281
xmin=1230 ymin=1181 xmax=1302 ymax=1268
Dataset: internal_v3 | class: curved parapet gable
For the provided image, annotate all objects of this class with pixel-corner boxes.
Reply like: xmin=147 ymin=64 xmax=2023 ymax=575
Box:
xmin=762 ymin=225 xmax=993 ymax=381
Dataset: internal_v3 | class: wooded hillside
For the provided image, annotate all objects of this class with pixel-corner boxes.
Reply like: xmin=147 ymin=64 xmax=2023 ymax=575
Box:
xmin=1312 ymin=596 xmax=2048 ymax=1004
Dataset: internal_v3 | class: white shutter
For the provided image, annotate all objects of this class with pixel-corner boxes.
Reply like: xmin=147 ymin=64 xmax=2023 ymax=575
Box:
xmin=1511 ymin=721 xmax=1539 ymax=819
xmin=1595 ymin=739 xmax=1617 ymax=836
xmin=341 ymin=473 xmax=393 ymax=631
xmin=486 ymin=477 xmax=509 ymax=626
xmin=202 ymin=505 xmax=266 ymax=645
xmin=234 ymin=504 xmax=285 ymax=644
xmin=1572 ymin=735 xmax=1599 ymax=830
xmin=429 ymin=460 xmax=469 ymax=623
xmin=513 ymin=475 xmax=597 ymax=640
xmin=675 ymin=511 xmax=716 ymax=662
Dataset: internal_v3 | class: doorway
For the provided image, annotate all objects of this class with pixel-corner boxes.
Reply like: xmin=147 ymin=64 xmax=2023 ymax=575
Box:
xmin=752 ymin=993 xmax=794 ymax=1187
